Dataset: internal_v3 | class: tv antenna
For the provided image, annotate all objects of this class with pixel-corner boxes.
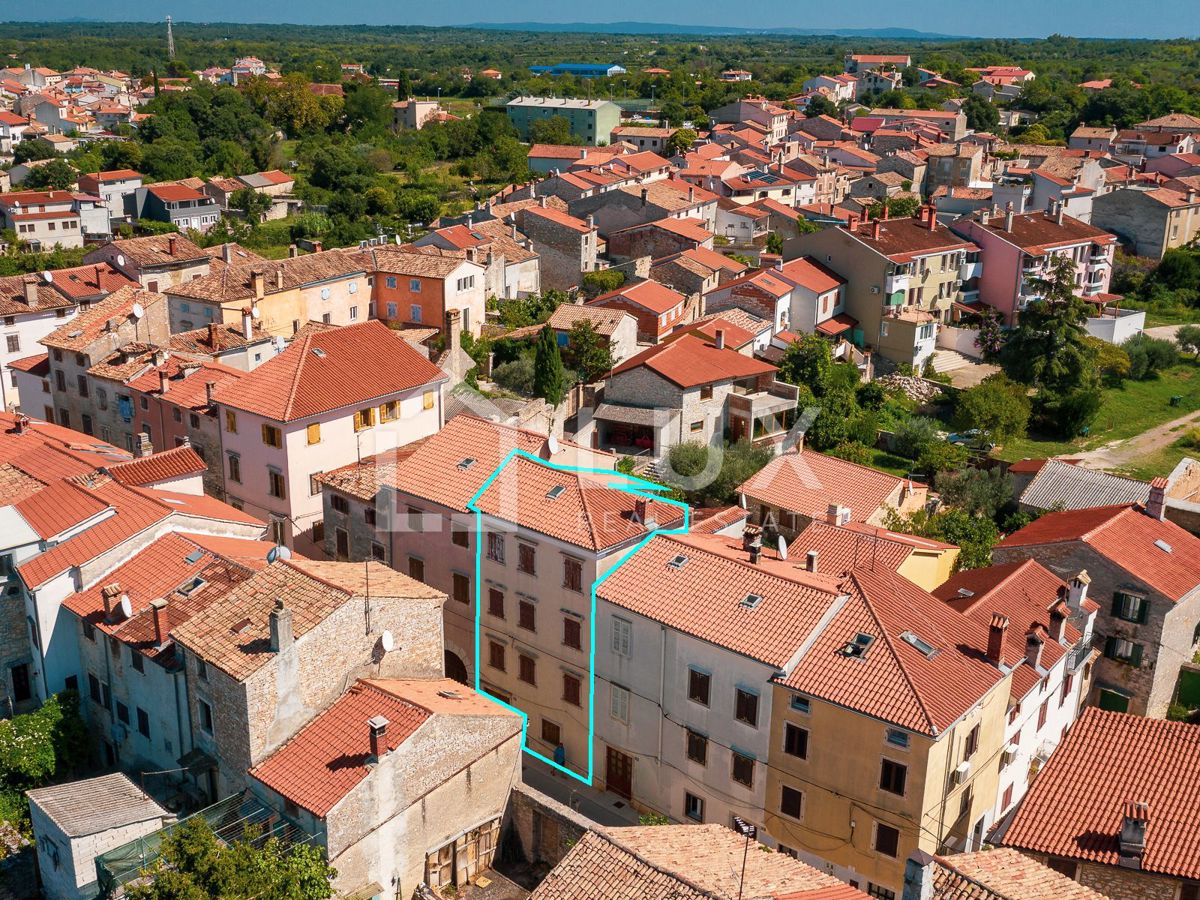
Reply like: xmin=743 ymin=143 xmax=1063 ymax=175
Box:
xmin=166 ymin=16 xmax=176 ymax=61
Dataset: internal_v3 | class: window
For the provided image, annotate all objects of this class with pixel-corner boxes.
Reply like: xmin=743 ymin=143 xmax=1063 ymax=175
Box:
xmin=488 ymin=640 xmax=505 ymax=671
xmin=1002 ymin=783 xmax=1014 ymax=811
xmin=386 ymin=302 xmax=398 ymax=318
xmin=541 ymin=719 xmax=560 ymax=746
xmin=408 ymin=556 xmax=425 ymax=582
xmin=364 ymin=507 xmax=376 ymax=526
xmin=700 ymin=384 xmax=713 ymax=400
xmin=880 ymin=759 xmax=907 ymax=796
xmin=1104 ymin=636 xmax=1143 ymax=667
xmin=407 ymin=506 xmax=424 ymax=532
xmin=784 ymin=723 xmax=809 ymax=759
xmin=88 ymin=673 xmax=102 ymax=705
xmin=1112 ymin=592 xmax=1148 ymax=624
xmin=780 ymin=785 xmax=804 ymax=819
xmin=371 ymin=542 xmax=385 ymax=561
xmin=136 ymin=707 xmax=150 ymax=738
xmin=1060 ymin=672 xmax=1074 ymax=707
xmin=261 ymin=423 xmax=281 ymax=447
xmin=409 ymin=279 xmax=422 ymax=292
xmin=115 ymin=700 xmax=130 ymax=724
xmin=564 ymin=557 xmax=583 ymax=592
xmin=349 ymin=306 xmax=358 ymax=321
xmin=563 ymin=673 xmax=581 ymax=706
xmin=423 ymin=390 xmax=436 ymax=410
xmin=964 ymin=723 xmax=980 ymax=758
xmin=684 ymin=792 xmax=705 ymax=822
xmin=379 ymin=400 xmax=399 ymax=422
xmin=886 ymin=729 xmax=910 ymax=749
xmin=488 ymin=589 xmax=505 ymax=619
xmin=487 ymin=533 xmax=505 ymax=563
xmin=611 ymin=618 xmax=632 ymax=656
xmin=563 ymin=617 xmax=581 ymax=650
xmin=5 ymin=334 xmax=19 ymax=353
xmin=518 ymin=654 xmax=536 ymax=685
xmin=867 ymin=885 xmax=896 ymax=900
xmin=688 ymin=669 xmax=711 ymax=705
xmin=354 ymin=406 xmax=375 ymax=431
xmin=410 ymin=304 xmax=422 ymax=323
xmin=790 ymin=694 xmax=810 ymax=714
xmin=518 ymin=600 xmax=536 ymax=631
xmin=267 ymin=468 xmax=285 ymax=499
xmin=131 ymin=652 xmax=144 ymax=674
xmin=225 ymin=410 xmax=237 ymax=433
xmin=452 ymin=524 xmax=470 ymax=547
xmin=331 ymin=494 xmax=349 ymax=514
xmin=690 ymin=421 xmax=703 ymax=432
xmin=610 ymin=684 xmax=629 ymax=722
xmin=686 ymin=729 xmax=708 ymax=764
xmin=1037 ymin=699 xmax=1049 ymax=730
xmin=732 ymin=752 xmax=755 ymax=787
xmin=959 ymin=783 xmax=974 ymax=820
xmin=735 ymin=689 xmax=759 ymax=727
xmin=199 ymin=699 xmax=213 ymax=733
xmin=83 ymin=621 xmax=96 ymax=642
xmin=77 ymin=374 xmax=89 ymax=397
xmin=452 ymin=573 xmax=470 ymax=604
xmin=306 ymin=423 xmax=321 ymax=444
xmin=518 ymin=543 xmax=536 ymax=574
xmin=874 ymin=823 xmax=900 ymax=858
xmin=197 ymin=658 xmax=208 ymax=681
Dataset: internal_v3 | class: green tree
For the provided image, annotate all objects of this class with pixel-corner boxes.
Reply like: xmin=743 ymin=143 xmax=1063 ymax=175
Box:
xmin=955 ymin=373 xmax=1031 ymax=445
xmin=529 ymin=116 xmax=581 ymax=146
xmin=962 ymin=94 xmax=1000 ymax=132
xmin=563 ymin=320 xmax=614 ymax=383
xmin=805 ymin=95 xmax=838 ymax=119
xmin=1176 ymin=324 xmax=1200 ymax=356
xmin=126 ymin=818 xmax=335 ymax=900
xmin=765 ymin=231 xmax=784 ymax=255
xmin=533 ymin=325 xmax=567 ymax=405
xmin=13 ymin=139 xmax=56 ymax=164
xmin=23 ymin=158 xmax=77 ymax=191
xmin=777 ymin=333 xmax=833 ymax=394
xmin=935 ymin=467 xmax=1014 ymax=518
xmin=229 ymin=188 xmax=272 ymax=222
xmin=885 ymin=507 xmax=999 ymax=570
xmin=1123 ymin=333 xmax=1179 ymax=379
xmin=664 ymin=127 xmax=697 ymax=156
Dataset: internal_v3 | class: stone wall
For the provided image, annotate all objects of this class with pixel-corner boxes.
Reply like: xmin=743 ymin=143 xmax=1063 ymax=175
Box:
xmin=501 ymin=783 xmax=593 ymax=872
xmin=1021 ymin=852 xmax=1181 ymax=900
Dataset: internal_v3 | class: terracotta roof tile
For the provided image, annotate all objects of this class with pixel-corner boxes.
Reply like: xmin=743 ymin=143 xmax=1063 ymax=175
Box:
xmin=88 ymin=234 xmax=207 ymax=267
xmin=14 ymin=478 xmax=109 ymax=540
xmin=589 ymin=279 xmax=688 ymax=316
xmin=739 ymin=450 xmax=908 ymax=522
xmin=107 ymin=445 xmax=207 ymax=487
xmin=545 ymin=303 xmax=633 ymax=337
xmin=1002 ymin=708 xmax=1200 ymax=879
xmin=929 ymin=848 xmax=1109 ymax=900
xmin=610 ymin=333 xmax=777 ymax=388
xmin=41 ymin=285 xmax=167 ymax=352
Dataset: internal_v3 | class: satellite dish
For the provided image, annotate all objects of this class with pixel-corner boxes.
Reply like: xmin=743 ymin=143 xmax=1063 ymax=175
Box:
xmin=116 ymin=253 xmax=125 ymax=267
xmin=548 ymin=434 xmax=560 ymax=454
xmin=118 ymin=594 xmax=133 ymax=619
xmin=41 ymin=270 xmax=54 ymax=283
xmin=380 ymin=630 xmax=395 ymax=653
xmin=266 ymin=544 xmax=291 ymax=563
xmin=251 ymin=306 xmax=261 ymax=319
xmin=130 ymin=302 xmax=144 ymax=320
xmin=778 ymin=536 xmax=788 ymax=561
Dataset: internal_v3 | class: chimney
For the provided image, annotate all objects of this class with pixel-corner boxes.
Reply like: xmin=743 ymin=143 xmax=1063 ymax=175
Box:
xmin=101 ymin=583 xmax=121 ymax=620
xmin=928 ymin=200 xmax=937 ymax=230
xmin=167 ymin=235 xmax=177 ymax=256
xmin=586 ymin=214 xmax=594 ymax=232
xmin=826 ymin=503 xmax=849 ymax=526
xmin=251 ymin=269 xmax=265 ymax=299
xmin=1004 ymin=202 xmax=1014 ymax=233
xmin=1067 ymin=570 xmax=1090 ymax=612
xmin=136 ymin=433 xmax=153 ymax=458
xmin=274 ymin=269 xmax=284 ymax=291
xmin=312 ymin=240 xmax=323 ymax=253
xmin=208 ymin=322 xmax=220 ymax=346
xmin=688 ymin=185 xmax=695 ymax=203
xmin=511 ymin=222 xmax=519 ymax=240
xmin=715 ymin=328 xmax=725 ymax=350
xmin=986 ymin=613 xmax=1009 ymax=667
xmin=580 ymin=149 xmax=587 ymax=159
xmin=158 ymin=369 xmax=170 ymax=394
xmin=286 ymin=243 xmax=299 ymax=259
xmin=1056 ymin=200 xmax=1065 ymax=225
xmin=529 ymin=181 xmax=536 ymax=199
xmin=873 ymin=219 xmax=882 ymax=240
xmin=1049 ymin=598 xmax=1070 ymax=643
xmin=1118 ymin=801 xmax=1149 ymax=869
xmin=538 ymin=196 xmax=547 ymax=209
xmin=22 ymin=277 xmax=39 ymax=308
xmin=1146 ymin=477 xmax=1167 ymax=521
xmin=863 ymin=205 xmax=870 ymax=223
xmin=1025 ymin=626 xmax=1045 ymax=669
xmin=223 ymin=242 xmax=233 ymax=263
xmin=743 ymin=526 xmax=763 ymax=565
xmin=641 ymin=187 xmax=649 ymax=207
xmin=268 ymin=598 xmax=294 ymax=652
xmin=1188 ymin=188 xmax=1198 ymax=205
xmin=15 ymin=415 xmax=30 ymax=434
xmin=241 ymin=306 xmax=254 ymax=340
xmin=205 ymin=381 xmax=217 ymax=404
xmin=93 ymin=264 xmax=104 ymax=288
xmin=980 ymin=207 xmax=990 ymax=226
xmin=151 ymin=597 xmax=168 ymax=647
xmin=806 ymin=549 xmax=818 ymax=573
xmin=368 ymin=715 xmax=389 ymax=762
xmin=846 ymin=212 xmax=860 ymax=232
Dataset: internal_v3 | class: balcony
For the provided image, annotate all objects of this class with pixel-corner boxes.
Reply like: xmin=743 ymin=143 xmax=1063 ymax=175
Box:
xmin=1089 ymin=251 xmax=1110 ymax=266
xmin=885 ymin=272 xmax=910 ymax=296
xmin=1068 ymin=634 xmax=1094 ymax=672
xmin=959 ymin=260 xmax=983 ymax=280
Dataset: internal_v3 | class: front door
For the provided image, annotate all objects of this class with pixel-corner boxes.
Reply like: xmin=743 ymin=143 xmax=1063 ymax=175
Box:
xmin=606 ymin=746 xmax=633 ymax=800
xmin=335 ymin=527 xmax=349 ymax=561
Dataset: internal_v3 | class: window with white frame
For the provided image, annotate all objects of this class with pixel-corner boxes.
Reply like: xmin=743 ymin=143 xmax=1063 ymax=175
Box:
xmin=611 ymin=618 xmax=632 ymax=656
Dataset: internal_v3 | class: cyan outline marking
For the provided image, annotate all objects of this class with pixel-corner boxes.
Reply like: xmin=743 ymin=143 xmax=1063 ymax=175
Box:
xmin=466 ymin=448 xmax=689 ymax=785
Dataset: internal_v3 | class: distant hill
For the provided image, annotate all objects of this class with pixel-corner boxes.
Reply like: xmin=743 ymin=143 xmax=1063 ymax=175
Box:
xmin=468 ymin=21 xmax=967 ymax=39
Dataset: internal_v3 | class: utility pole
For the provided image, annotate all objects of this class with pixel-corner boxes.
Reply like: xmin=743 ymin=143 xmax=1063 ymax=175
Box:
xmin=733 ymin=816 xmax=756 ymax=900
xmin=166 ymin=16 xmax=175 ymax=61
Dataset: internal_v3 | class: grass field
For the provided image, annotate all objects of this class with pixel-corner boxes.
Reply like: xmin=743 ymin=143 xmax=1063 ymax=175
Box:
xmin=997 ymin=364 xmax=1200 ymax=463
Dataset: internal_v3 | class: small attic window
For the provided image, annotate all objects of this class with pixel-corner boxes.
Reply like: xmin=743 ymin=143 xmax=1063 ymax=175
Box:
xmin=230 ymin=617 xmax=253 ymax=634
xmin=311 ymin=347 xmax=326 ymax=358
xmin=457 ymin=457 xmax=477 ymax=470
xmin=841 ymin=632 xmax=875 ymax=659
xmin=900 ymin=630 xmax=937 ymax=659
xmin=667 ymin=554 xmax=688 ymax=570
xmin=740 ymin=593 xmax=764 ymax=609
xmin=956 ymin=588 xmax=974 ymax=598
xmin=546 ymin=485 xmax=566 ymax=500
xmin=1154 ymin=539 xmax=1173 ymax=553
xmin=178 ymin=577 xmax=206 ymax=597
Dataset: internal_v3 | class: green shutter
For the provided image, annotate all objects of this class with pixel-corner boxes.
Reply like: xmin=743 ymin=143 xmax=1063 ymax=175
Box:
xmin=1130 ymin=643 xmax=1143 ymax=668
xmin=1104 ymin=636 xmax=1116 ymax=659
xmin=1111 ymin=593 xmax=1123 ymax=617
xmin=1137 ymin=598 xmax=1149 ymax=625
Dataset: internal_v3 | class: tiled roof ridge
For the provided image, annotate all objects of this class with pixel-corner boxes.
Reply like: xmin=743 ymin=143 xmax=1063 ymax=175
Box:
xmin=956 ymin=558 xmax=1041 ymax=612
xmin=278 ymin=557 xmax=354 ymax=601
xmin=847 ymin=571 xmax=938 ymax=734
xmin=591 ymin=827 xmax=715 ymax=897
xmin=666 ymin=533 xmax=842 ymax=596
xmin=1081 ymin=504 xmax=1132 ymax=540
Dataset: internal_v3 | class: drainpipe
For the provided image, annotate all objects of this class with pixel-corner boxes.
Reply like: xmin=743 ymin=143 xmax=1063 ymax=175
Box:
xmin=658 ymin=623 xmax=666 ymax=765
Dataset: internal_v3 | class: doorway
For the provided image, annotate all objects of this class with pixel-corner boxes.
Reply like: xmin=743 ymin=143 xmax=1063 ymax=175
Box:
xmin=606 ymin=746 xmax=633 ymax=800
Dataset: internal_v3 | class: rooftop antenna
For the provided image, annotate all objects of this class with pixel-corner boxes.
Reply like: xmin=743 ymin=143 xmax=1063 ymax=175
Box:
xmin=166 ymin=16 xmax=176 ymax=61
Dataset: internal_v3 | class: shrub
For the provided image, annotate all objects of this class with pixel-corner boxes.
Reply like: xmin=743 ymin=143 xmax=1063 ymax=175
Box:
xmin=829 ymin=442 xmax=873 ymax=466
xmin=581 ymin=269 xmax=625 ymax=296
xmin=916 ymin=440 xmax=970 ymax=477
xmin=1124 ymin=333 xmax=1179 ymax=380
xmin=490 ymin=356 xmax=535 ymax=395
xmin=668 ymin=442 xmax=710 ymax=478
xmin=1176 ymin=324 xmax=1200 ymax=356
xmin=893 ymin=416 xmax=941 ymax=459
xmin=1036 ymin=386 xmax=1102 ymax=437
xmin=936 ymin=467 xmax=1014 ymax=518
xmin=955 ymin=374 xmax=1031 ymax=445
xmin=856 ymin=381 xmax=887 ymax=410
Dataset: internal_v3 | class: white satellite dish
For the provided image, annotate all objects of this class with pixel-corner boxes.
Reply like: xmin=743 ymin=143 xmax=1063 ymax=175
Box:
xmin=380 ymin=630 xmax=395 ymax=653
xmin=116 ymin=253 xmax=125 ymax=267
xmin=251 ymin=306 xmax=261 ymax=319
xmin=41 ymin=270 xmax=54 ymax=284
xmin=777 ymin=536 xmax=788 ymax=561
xmin=265 ymin=544 xmax=292 ymax=564
xmin=118 ymin=594 xmax=133 ymax=619
xmin=130 ymin=302 xmax=145 ymax=320
xmin=548 ymin=434 xmax=559 ymax=454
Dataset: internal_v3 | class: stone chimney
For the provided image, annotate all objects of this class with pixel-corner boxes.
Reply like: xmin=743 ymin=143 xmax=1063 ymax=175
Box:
xmin=274 ymin=269 xmax=285 ymax=291
xmin=1118 ymin=801 xmax=1149 ymax=869
xmin=986 ymin=613 xmax=1009 ymax=667
xmin=806 ymin=550 xmax=818 ymax=573
xmin=640 ymin=187 xmax=649 ymax=207
xmin=1146 ymin=477 xmax=1167 ymax=521
xmin=1049 ymin=598 xmax=1070 ymax=643
xmin=101 ymin=583 xmax=122 ymax=621
xmin=825 ymin=503 xmax=850 ymax=526
xmin=158 ymin=369 xmax=170 ymax=394
xmin=205 ymin=381 xmax=217 ymax=404
xmin=22 ymin=277 xmax=39 ymax=308
xmin=151 ymin=597 xmax=168 ymax=647
xmin=167 ymin=235 xmax=177 ymax=256
xmin=368 ymin=715 xmax=389 ymax=762
xmin=1004 ymin=202 xmax=1014 ymax=233
xmin=268 ymin=598 xmax=294 ymax=652
xmin=586 ymin=214 xmax=594 ymax=232
xmin=208 ymin=322 xmax=221 ymax=347
xmin=312 ymin=240 xmax=323 ymax=253
xmin=287 ymin=243 xmax=298 ymax=258
xmin=1067 ymin=570 xmax=1090 ymax=612
xmin=223 ymin=242 xmax=233 ymax=263
xmin=715 ymin=328 xmax=725 ymax=350
xmin=743 ymin=526 xmax=763 ymax=565
xmin=136 ymin=433 xmax=153 ymax=458
xmin=15 ymin=415 xmax=30 ymax=434
xmin=1025 ymin=625 xmax=1045 ymax=669
xmin=251 ymin=269 xmax=265 ymax=299
xmin=538 ymin=196 xmax=547 ymax=209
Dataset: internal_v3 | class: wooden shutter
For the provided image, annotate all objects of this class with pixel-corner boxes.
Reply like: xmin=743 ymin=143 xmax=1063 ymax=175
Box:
xmin=1130 ymin=643 xmax=1143 ymax=667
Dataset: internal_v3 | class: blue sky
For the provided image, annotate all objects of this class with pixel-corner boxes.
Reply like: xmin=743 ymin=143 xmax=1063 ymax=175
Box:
xmin=7 ymin=0 xmax=1199 ymax=38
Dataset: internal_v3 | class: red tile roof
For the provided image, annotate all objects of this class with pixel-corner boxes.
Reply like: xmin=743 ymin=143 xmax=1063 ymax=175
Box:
xmin=107 ymin=445 xmax=207 ymax=487
xmin=7 ymin=353 xmax=49 ymax=376
xmin=523 ymin=205 xmax=592 ymax=234
xmin=44 ymin=262 xmax=136 ymax=300
xmin=589 ymin=279 xmax=687 ymax=316
xmin=14 ymin=478 xmax=109 ymax=540
xmin=780 ymin=256 xmax=845 ymax=293
xmin=1000 ymin=505 xmax=1200 ymax=601
xmin=211 ymin=320 xmax=445 ymax=422
xmin=610 ymin=333 xmax=777 ymax=388
xmin=739 ymin=449 xmax=908 ymax=521
xmin=146 ymin=183 xmax=206 ymax=202
xmin=1003 ymin=708 xmax=1200 ymax=879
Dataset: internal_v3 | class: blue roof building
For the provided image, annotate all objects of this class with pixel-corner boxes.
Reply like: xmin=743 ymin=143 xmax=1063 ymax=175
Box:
xmin=528 ymin=63 xmax=628 ymax=78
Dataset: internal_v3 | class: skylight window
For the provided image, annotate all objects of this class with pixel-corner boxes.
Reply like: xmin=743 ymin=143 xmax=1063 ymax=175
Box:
xmin=1154 ymin=539 xmax=1173 ymax=553
xmin=841 ymin=632 xmax=875 ymax=659
xmin=311 ymin=347 xmax=326 ymax=358
xmin=178 ymin=577 xmax=206 ymax=597
xmin=740 ymin=593 xmax=764 ymax=609
xmin=667 ymin=554 xmax=688 ymax=570
xmin=457 ymin=457 xmax=477 ymax=471
xmin=184 ymin=549 xmax=204 ymax=564
xmin=546 ymin=485 xmax=566 ymax=500
xmin=956 ymin=588 xmax=975 ymax=598
xmin=899 ymin=630 xmax=937 ymax=659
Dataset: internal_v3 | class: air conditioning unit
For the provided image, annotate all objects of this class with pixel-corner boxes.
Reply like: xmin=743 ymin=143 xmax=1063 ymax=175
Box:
xmin=1002 ymin=743 xmax=1019 ymax=763
xmin=871 ymin=286 xmax=880 ymax=294
xmin=954 ymin=760 xmax=972 ymax=783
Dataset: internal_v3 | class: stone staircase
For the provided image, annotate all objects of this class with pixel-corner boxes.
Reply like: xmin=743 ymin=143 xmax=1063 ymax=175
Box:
xmin=930 ymin=349 xmax=974 ymax=374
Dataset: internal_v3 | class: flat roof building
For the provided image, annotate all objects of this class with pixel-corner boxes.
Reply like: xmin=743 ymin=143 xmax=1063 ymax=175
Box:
xmin=506 ymin=96 xmax=622 ymax=146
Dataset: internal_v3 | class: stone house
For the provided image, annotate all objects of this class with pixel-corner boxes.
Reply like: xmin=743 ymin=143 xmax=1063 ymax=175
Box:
xmin=1091 ymin=184 xmax=1200 ymax=259
xmin=923 ymin=144 xmax=984 ymax=197
xmin=543 ymin=303 xmax=638 ymax=365
xmin=84 ymin=234 xmax=212 ymax=292
xmin=517 ymin=204 xmax=598 ymax=291
xmin=607 ymin=216 xmax=714 ymax=261
xmin=650 ymin=247 xmax=748 ymax=301
xmin=567 ymin=180 xmax=719 ymax=239
xmin=411 ymin=219 xmax=542 ymax=300
xmin=994 ymin=488 xmax=1200 ymax=717
xmin=170 ymin=559 xmax=447 ymax=799
xmin=587 ymin=279 xmax=694 ymax=344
